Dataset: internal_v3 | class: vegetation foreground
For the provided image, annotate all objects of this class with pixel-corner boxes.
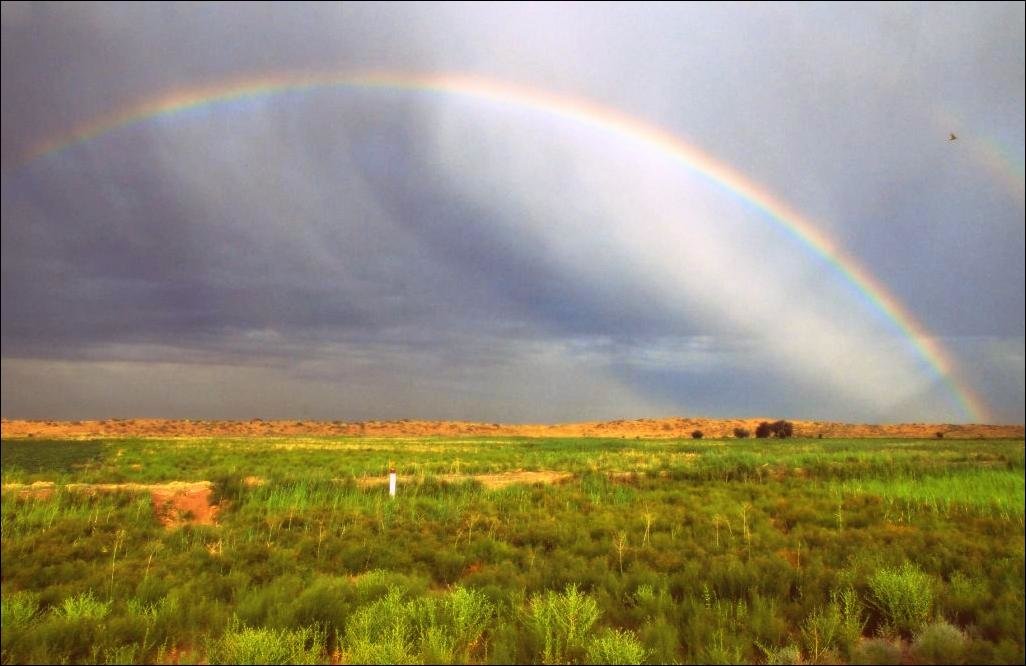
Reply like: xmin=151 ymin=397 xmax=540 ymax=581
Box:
xmin=1 ymin=435 xmax=1023 ymax=664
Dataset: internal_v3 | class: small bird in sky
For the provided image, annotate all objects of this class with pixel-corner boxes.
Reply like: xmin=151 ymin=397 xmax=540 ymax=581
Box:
xmin=949 ymin=132 xmax=958 ymax=141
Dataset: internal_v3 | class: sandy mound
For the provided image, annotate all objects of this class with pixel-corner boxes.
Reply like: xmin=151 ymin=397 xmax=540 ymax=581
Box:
xmin=2 ymin=417 xmax=1021 ymax=439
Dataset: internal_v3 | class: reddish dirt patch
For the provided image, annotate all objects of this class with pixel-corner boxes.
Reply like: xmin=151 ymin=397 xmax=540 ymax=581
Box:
xmin=2 ymin=481 xmax=217 ymax=528
xmin=147 ymin=483 xmax=218 ymax=528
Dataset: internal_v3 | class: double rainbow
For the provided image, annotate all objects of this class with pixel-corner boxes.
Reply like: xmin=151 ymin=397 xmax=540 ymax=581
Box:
xmin=13 ymin=70 xmax=989 ymax=422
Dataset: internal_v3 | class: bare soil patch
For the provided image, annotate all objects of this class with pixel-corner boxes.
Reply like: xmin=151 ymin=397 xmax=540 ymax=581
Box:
xmin=355 ymin=470 xmax=572 ymax=489
xmin=2 ymin=481 xmax=217 ymax=528
xmin=440 ymin=470 xmax=573 ymax=489
xmin=2 ymin=480 xmax=56 ymax=500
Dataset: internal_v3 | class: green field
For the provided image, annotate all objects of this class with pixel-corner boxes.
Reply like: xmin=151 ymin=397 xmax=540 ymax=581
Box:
xmin=2 ymin=436 xmax=1023 ymax=664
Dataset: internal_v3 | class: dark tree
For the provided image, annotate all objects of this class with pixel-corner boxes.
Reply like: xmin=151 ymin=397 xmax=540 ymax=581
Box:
xmin=691 ymin=430 xmax=704 ymax=439
xmin=935 ymin=431 xmax=945 ymax=439
xmin=755 ymin=422 xmax=772 ymax=438
xmin=771 ymin=420 xmax=794 ymax=438
xmin=733 ymin=427 xmax=750 ymax=439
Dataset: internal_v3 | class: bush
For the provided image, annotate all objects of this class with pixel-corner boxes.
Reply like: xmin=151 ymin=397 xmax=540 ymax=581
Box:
xmin=341 ymin=589 xmax=420 ymax=664
xmin=528 ymin=584 xmax=601 ymax=665
xmin=911 ymin=621 xmax=967 ymax=665
xmin=1 ymin=592 xmax=40 ymax=662
xmin=58 ymin=591 xmax=111 ymax=621
xmin=756 ymin=642 xmax=803 ymax=665
xmin=836 ymin=586 xmax=867 ymax=658
xmin=206 ymin=620 xmax=325 ymax=664
xmin=691 ymin=430 xmax=703 ymax=440
xmin=732 ymin=428 xmax=750 ymax=439
xmin=770 ymin=420 xmax=794 ymax=438
xmin=850 ymin=638 xmax=902 ymax=664
xmin=800 ymin=604 xmax=842 ymax=664
xmin=1 ymin=591 xmax=39 ymax=630
xmin=444 ymin=586 xmax=494 ymax=662
xmin=942 ymin=572 xmax=987 ymax=625
xmin=340 ymin=586 xmax=494 ymax=664
xmin=868 ymin=562 xmax=933 ymax=636
xmin=755 ymin=421 xmax=794 ymax=439
xmin=586 ymin=628 xmax=648 ymax=665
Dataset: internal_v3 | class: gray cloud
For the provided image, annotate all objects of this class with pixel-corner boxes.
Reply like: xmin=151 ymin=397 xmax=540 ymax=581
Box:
xmin=2 ymin=2 xmax=1022 ymax=422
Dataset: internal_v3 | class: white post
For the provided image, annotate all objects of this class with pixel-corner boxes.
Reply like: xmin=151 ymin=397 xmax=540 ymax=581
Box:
xmin=388 ymin=467 xmax=397 ymax=498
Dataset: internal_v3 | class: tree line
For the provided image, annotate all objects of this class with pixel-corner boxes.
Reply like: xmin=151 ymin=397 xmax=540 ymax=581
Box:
xmin=732 ymin=420 xmax=794 ymax=439
xmin=689 ymin=420 xmax=795 ymax=439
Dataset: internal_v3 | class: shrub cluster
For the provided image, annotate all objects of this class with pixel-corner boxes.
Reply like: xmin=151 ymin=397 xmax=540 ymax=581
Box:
xmin=755 ymin=420 xmax=794 ymax=438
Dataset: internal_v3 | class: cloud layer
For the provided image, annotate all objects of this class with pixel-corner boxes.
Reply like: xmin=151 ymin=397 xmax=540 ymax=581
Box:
xmin=2 ymin=3 xmax=1023 ymax=422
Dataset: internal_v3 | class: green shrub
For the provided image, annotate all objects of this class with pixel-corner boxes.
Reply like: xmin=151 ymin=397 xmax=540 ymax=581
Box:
xmin=446 ymin=586 xmax=494 ymax=662
xmin=836 ymin=586 xmax=867 ymax=658
xmin=528 ymin=584 xmax=601 ymax=665
xmin=797 ymin=588 xmax=865 ymax=662
xmin=339 ymin=585 xmax=494 ymax=664
xmin=1 ymin=591 xmax=39 ymax=629
xmin=58 ymin=591 xmax=111 ymax=621
xmin=638 ymin=616 xmax=679 ymax=663
xmin=868 ymin=562 xmax=933 ymax=635
xmin=341 ymin=588 xmax=420 ymax=664
xmin=211 ymin=472 xmax=248 ymax=503
xmin=586 ymin=628 xmax=648 ymax=665
xmin=103 ymin=644 xmax=138 ymax=665
xmin=942 ymin=572 xmax=987 ymax=625
xmin=205 ymin=620 xmax=325 ymax=664
xmin=850 ymin=638 xmax=902 ymax=665
xmin=288 ymin=576 xmax=350 ymax=631
xmin=756 ymin=642 xmax=803 ymax=665
xmin=911 ymin=620 xmax=967 ymax=665
xmin=1 ymin=591 xmax=41 ymax=662
xmin=800 ymin=604 xmax=841 ymax=664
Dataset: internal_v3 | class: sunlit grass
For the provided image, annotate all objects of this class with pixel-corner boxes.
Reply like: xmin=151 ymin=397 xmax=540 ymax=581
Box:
xmin=1 ymin=435 xmax=1023 ymax=664
xmin=837 ymin=469 xmax=1025 ymax=518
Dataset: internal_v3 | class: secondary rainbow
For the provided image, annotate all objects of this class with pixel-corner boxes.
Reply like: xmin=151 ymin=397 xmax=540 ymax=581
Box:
xmin=14 ymin=70 xmax=989 ymax=422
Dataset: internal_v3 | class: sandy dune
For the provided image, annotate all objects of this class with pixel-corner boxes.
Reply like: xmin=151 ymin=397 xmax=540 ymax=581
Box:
xmin=2 ymin=417 xmax=1021 ymax=439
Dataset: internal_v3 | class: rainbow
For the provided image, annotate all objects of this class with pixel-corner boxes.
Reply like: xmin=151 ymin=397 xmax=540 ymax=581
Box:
xmin=974 ymin=136 xmax=1025 ymax=203
xmin=930 ymin=108 xmax=1025 ymax=204
xmin=12 ymin=70 xmax=989 ymax=422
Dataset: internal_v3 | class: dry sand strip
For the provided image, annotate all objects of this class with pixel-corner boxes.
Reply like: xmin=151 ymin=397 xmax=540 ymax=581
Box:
xmin=355 ymin=470 xmax=574 ymax=490
xmin=3 ymin=417 xmax=1022 ymax=440
xmin=2 ymin=481 xmax=217 ymax=528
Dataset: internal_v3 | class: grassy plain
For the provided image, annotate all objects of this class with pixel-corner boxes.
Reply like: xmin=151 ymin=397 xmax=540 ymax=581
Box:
xmin=2 ymin=435 xmax=1023 ymax=664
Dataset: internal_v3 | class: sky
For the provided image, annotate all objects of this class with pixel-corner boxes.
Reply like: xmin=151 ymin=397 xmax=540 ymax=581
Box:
xmin=1 ymin=2 xmax=1023 ymax=424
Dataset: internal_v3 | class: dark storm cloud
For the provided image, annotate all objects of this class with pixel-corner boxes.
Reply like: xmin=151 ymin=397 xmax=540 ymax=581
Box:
xmin=2 ymin=77 xmax=716 ymax=363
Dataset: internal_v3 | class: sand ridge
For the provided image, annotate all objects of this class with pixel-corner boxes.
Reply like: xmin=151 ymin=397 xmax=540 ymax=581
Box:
xmin=2 ymin=417 xmax=1021 ymax=439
